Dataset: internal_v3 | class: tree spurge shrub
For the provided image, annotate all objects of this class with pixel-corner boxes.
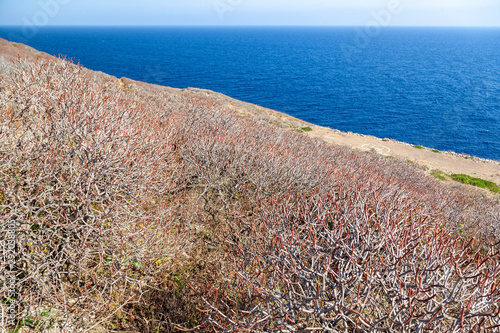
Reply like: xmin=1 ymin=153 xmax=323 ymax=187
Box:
xmin=0 ymin=57 xmax=499 ymax=332
xmin=0 ymin=58 xmax=193 ymax=331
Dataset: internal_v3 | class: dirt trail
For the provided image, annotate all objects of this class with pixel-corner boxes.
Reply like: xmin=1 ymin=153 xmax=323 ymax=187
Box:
xmin=308 ymin=126 xmax=500 ymax=184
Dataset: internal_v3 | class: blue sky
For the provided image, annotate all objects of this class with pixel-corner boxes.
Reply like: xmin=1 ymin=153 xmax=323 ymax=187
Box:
xmin=0 ymin=0 xmax=499 ymax=27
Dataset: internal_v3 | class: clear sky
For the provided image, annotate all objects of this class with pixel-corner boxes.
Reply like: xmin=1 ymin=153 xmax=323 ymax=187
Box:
xmin=0 ymin=0 xmax=499 ymax=27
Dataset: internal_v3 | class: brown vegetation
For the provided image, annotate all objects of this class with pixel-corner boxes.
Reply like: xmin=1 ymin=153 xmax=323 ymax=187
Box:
xmin=0 ymin=57 xmax=499 ymax=332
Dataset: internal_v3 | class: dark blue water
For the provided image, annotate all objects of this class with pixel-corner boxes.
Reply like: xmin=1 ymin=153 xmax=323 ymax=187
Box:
xmin=1 ymin=26 xmax=499 ymax=160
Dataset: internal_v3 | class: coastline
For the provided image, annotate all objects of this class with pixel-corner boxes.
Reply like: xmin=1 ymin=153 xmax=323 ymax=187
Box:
xmin=1 ymin=36 xmax=499 ymax=187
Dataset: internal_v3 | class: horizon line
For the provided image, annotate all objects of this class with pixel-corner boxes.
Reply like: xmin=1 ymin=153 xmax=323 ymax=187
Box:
xmin=1 ymin=24 xmax=500 ymax=28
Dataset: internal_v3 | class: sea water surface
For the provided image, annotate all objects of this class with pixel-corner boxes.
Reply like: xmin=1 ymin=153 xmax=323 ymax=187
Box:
xmin=1 ymin=26 xmax=499 ymax=160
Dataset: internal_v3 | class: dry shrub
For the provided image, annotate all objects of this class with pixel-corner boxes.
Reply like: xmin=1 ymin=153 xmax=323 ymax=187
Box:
xmin=0 ymin=58 xmax=192 ymax=330
xmin=166 ymin=72 xmax=500 ymax=333
xmin=0 ymin=57 xmax=499 ymax=332
xmin=206 ymin=191 xmax=499 ymax=332
xmin=162 ymin=87 xmax=500 ymax=332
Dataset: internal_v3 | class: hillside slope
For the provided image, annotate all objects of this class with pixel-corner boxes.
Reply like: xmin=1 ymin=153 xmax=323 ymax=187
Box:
xmin=0 ymin=38 xmax=499 ymax=332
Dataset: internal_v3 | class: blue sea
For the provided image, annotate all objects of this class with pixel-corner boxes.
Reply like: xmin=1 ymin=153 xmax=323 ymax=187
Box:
xmin=1 ymin=26 xmax=499 ymax=160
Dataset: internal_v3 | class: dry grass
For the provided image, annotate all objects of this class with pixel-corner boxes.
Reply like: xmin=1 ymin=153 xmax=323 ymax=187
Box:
xmin=0 ymin=57 xmax=499 ymax=332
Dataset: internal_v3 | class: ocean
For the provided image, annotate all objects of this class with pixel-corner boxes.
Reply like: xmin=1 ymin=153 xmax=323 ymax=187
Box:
xmin=1 ymin=26 xmax=499 ymax=160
